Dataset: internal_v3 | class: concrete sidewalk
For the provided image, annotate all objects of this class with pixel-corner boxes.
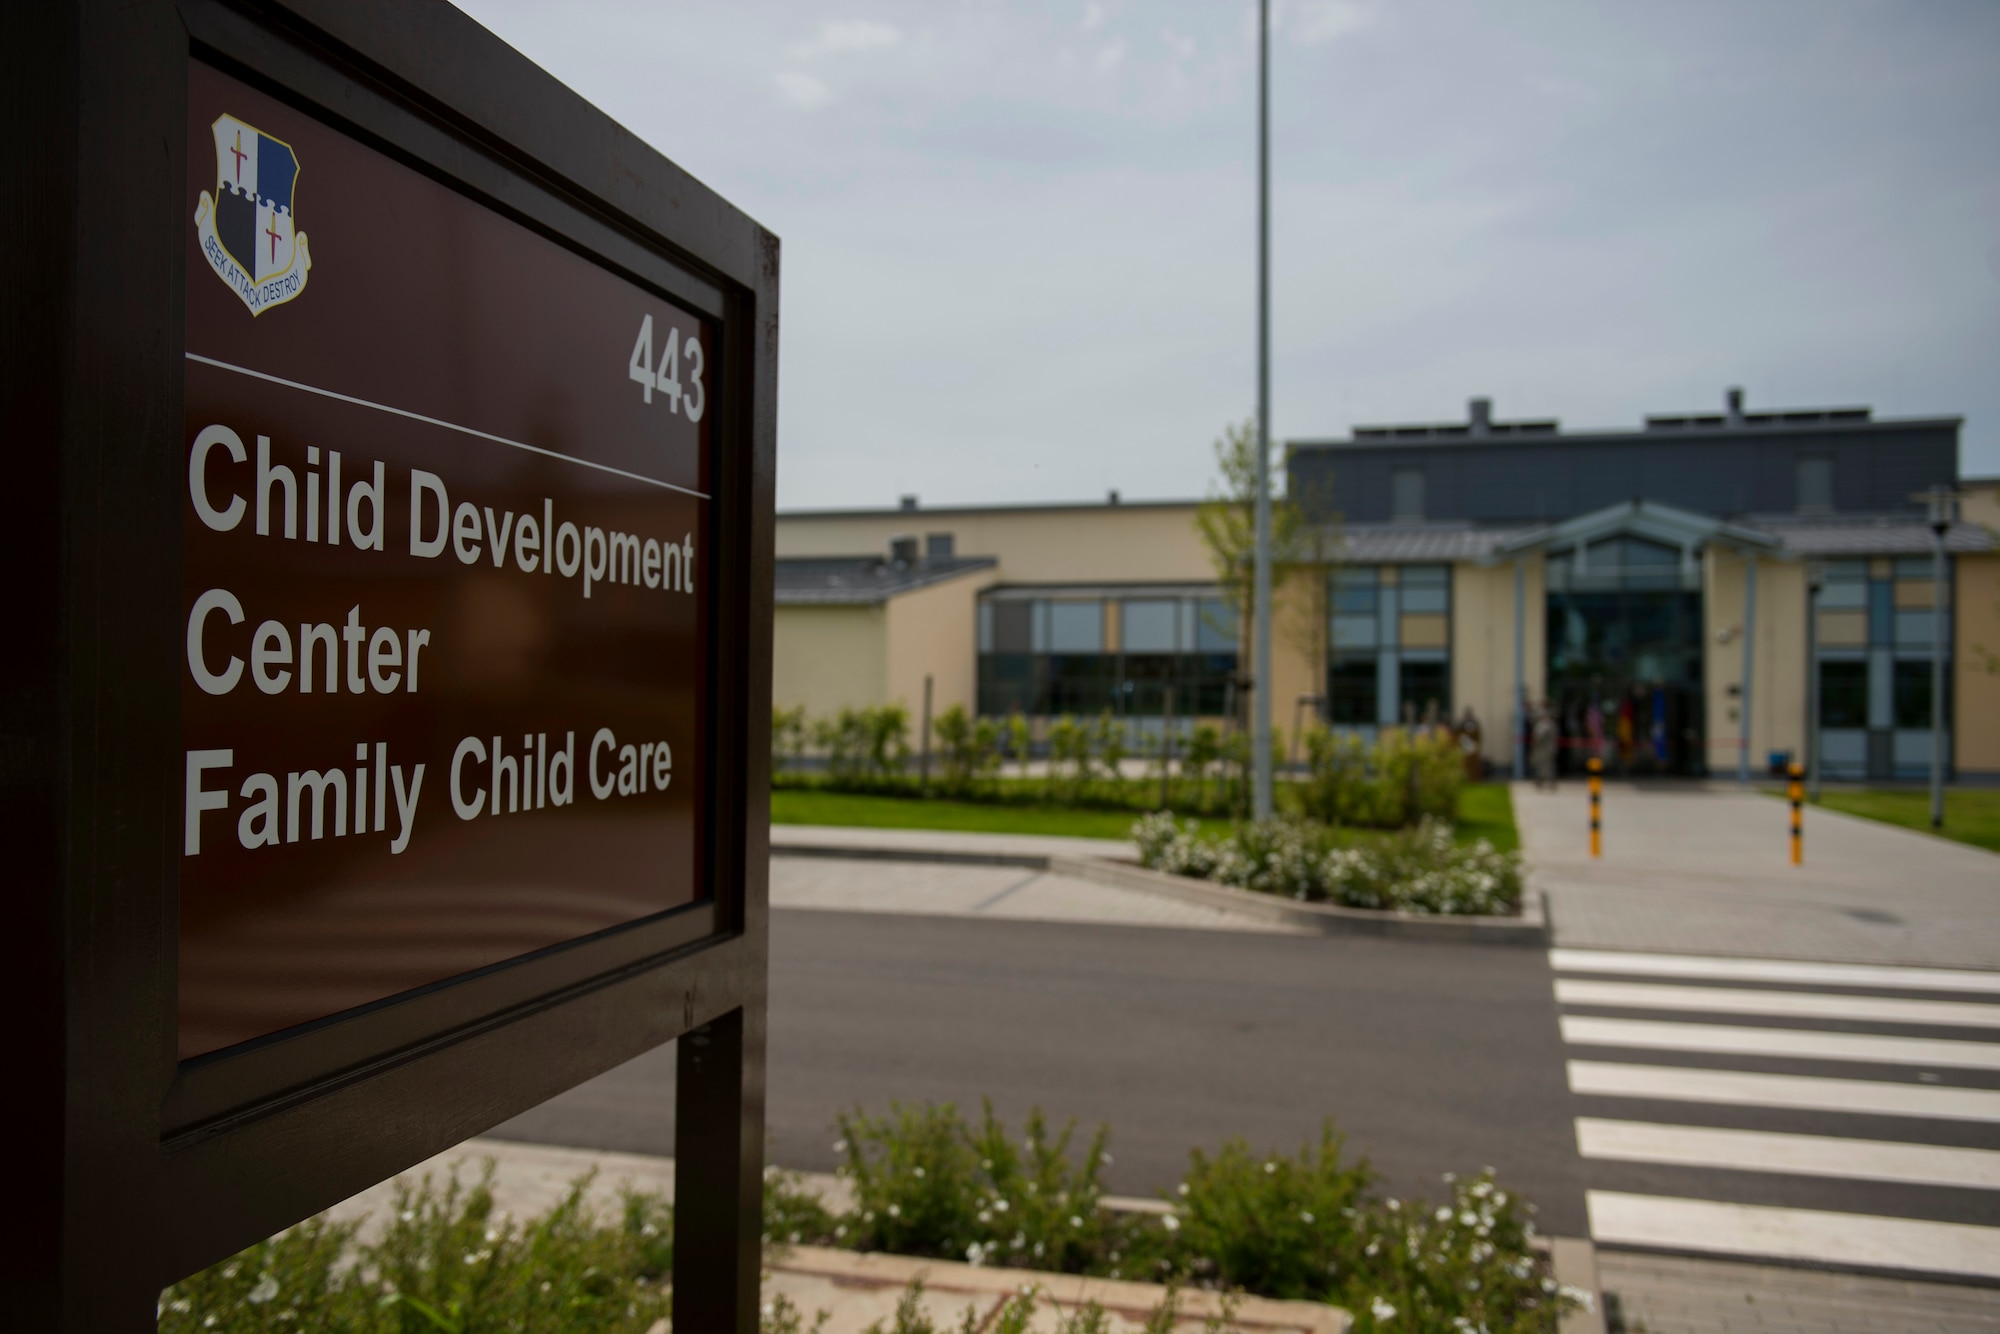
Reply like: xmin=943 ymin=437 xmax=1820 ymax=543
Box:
xmin=772 ymin=821 xmax=1136 ymax=863
xmin=1514 ymin=781 xmax=2000 ymax=967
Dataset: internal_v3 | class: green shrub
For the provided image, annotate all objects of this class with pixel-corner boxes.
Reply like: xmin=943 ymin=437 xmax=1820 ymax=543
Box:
xmin=159 ymin=1164 xmax=674 ymax=1334
xmin=1162 ymin=1122 xmax=1373 ymax=1301
xmin=833 ymin=1101 xmax=1117 ymax=1274
xmin=931 ymin=705 xmax=1002 ymax=797
xmin=1045 ymin=716 xmax=1090 ymax=804
xmin=1297 ymin=727 xmax=1463 ymax=828
xmin=829 ymin=1103 xmax=1577 ymax=1332
xmin=1132 ymin=813 xmax=1523 ymax=917
xmin=813 ymin=706 xmax=911 ymax=788
xmin=774 ymin=705 xmax=811 ymax=773
xmin=1345 ymin=1171 xmax=1568 ymax=1334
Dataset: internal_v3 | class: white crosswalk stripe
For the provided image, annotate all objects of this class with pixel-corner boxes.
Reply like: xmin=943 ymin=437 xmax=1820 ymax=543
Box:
xmin=1551 ymin=947 xmax=2000 ymax=1280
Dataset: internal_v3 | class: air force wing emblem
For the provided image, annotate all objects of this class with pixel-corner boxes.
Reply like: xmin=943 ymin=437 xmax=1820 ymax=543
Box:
xmin=194 ymin=114 xmax=312 ymax=315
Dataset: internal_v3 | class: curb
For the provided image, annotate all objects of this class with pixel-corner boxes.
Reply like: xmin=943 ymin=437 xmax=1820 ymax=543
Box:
xmin=770 ymin=841 xmax=1058 ymax=870
xmin=1050 ymin=855 xmax=1549 ymax=946
xmin=772 ymin=843 xmax=1549 ymax=946
xmin=769 ymin=1244 xmax=1351 ymax=1334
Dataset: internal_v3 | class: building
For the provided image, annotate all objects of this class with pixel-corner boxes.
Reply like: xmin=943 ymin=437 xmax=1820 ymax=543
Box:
xmin=774 ymin=392 xmax=2000 ymax=780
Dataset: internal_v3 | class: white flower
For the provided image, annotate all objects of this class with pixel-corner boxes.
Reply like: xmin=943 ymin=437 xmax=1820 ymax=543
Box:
xmin=1263 ymin=1161 xmax=1277 ymax=1174
xmin=913 ymin=1166 xmax=926 ymax=1178
xmin=1560 ymin=1285 xmax=1596 ymax=1312
xmin=1369 ymin=1295 xmax=1397 ymax=1321
xmin=993 ymin=1199 xmax=1009 ymax=1213
xmin=1161 ymin=1214 xmax=1180 ymax=1232
xmin=1300 ymin=1211 xmax=1315 ymax=1224
xmin=887 ymin=1204 xmax=900 ymax=1217
xmin=1436 ymin=1207 xmax=1453 ymax=1222
xmin=1069 ymin=1215 xmax=1084 ymax=1228
xmin=246 ymin=1275 xmax=279 ymax=1305
xmin=1177 ymin=1183 xmax=1190 ymax=1197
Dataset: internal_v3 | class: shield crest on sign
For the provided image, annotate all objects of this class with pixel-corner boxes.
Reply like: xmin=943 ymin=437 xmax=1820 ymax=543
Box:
xmin=193 ymin=113 xmax=312 ymax=315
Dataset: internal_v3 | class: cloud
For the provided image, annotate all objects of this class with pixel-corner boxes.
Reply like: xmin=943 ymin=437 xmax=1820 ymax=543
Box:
xmin=1095 ymin=37 xmax=1127 ymax=71
xmin=773 ymin=70 xmax=830 ymax=108
xmin=1291 ymin=0 xmax=1371 ymax=46
xmin=789 ymin=19 xmax=901 ymax=60
xmin=1081 ymin=2 xmax=1107 ymax=34
xmin=1161 ymin=27 xmax=1197 ymax=61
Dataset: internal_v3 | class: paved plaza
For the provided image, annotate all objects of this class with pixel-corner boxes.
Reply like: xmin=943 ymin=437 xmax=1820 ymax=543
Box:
xmin=1514 ymin=781 xmax=2000 ymax=968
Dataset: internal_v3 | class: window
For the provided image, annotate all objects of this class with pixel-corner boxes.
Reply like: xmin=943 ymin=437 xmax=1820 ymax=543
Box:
xmin=1796 ymin=456 xmax=1833 ymax=512
xmin=990 ymin=601 xmax=1032 ymax=653
xmin=1391 ymin=468 xmax=1426 ymax=522
xmin=1819 ymin=661 xmax=1868 ymax=729
xmin=977 ymin=592 xmax=1239 ymax=719
xmin=926 ymin=532 xmax=955 ymax=559
xmin=1817 ymin=562 xmax=1867 ymax=610
xmin=1195 ymin=598 xmax=1238 ymax=652
xmin=1399 ymin=659 xmax=1449 ymax=722
xmin=1121 ymin=600 xmax=1178 ymax=653
xmin=1047 ymin=601 xmax=1102 ymax=653
xmin=1332 ymin=568 xmax=1377 ymax=614
xmin=1400 ymin=565 xmax=1449 ymax=613
xmin=1329 ymin=656 xmax=1377 ymax=724
xmin=1894 ymin=660 xmax=1948 ymax=730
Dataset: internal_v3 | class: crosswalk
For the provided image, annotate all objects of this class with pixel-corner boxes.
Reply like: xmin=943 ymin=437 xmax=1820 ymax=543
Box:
xmin=1551 ymin=946 xmax=2000 ymax=1280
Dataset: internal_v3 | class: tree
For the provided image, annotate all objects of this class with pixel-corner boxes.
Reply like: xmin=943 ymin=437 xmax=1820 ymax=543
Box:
xmin=1194 ymin=417 xmax=1338 ymax=724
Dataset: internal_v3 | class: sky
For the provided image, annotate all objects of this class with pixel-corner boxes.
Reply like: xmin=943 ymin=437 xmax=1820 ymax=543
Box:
xmin=455 ymin=0 xmax=2000 ymax=509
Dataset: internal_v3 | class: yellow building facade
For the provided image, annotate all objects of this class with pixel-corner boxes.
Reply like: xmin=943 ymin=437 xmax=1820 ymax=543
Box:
xmin=775 ymin=402 xmax=2000 ymax=781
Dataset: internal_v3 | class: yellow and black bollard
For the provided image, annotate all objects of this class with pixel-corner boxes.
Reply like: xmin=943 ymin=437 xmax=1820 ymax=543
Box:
xmin=1788 ymin=760 xmax=1804 ymax=865
xmin=1588 ymin=756 xmax=1602 ymax=858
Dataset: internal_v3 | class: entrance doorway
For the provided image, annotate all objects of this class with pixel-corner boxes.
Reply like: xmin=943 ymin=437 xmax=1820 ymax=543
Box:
xmin=1544 ymin=537 xmax=1706 ymax=776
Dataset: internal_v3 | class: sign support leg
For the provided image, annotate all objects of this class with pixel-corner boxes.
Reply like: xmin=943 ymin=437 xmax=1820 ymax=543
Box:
xmin=675 ymin=1007 xmax=765 ymax=1334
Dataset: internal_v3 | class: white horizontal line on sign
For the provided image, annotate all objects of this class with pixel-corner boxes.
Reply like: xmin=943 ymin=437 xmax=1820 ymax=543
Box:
xmin=1566 ymin=1060 xmax=2000 ymax=1123
xmin=1555 ymin=978 xmax=2000 ymax=1029
xmin=1559 ymin=1015 xmax=2000 ymax=1070
xmin=186 ymin=352 xmax=711 ymax=500
xmin=1549 ymin=949 xmax=2000 ymax=995
xmin=1575 ymin=1117 xmax=2000 ymax=1189
xmin=1585 ymin=1190 xmax=2000 ymax=1279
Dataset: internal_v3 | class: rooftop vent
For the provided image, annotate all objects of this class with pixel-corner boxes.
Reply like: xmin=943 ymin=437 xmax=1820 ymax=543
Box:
xmin=1107 ymin=489 xmax=1121 ymax=505
xmin=1469 ymin=397 xmax=1492 ymax=436
xmin=1726 ymin=386 xmax=1745 ymax=427
xmin=889 ymin=535 xmax=919 ymax=567
xmin=899 ymin=494 xmax=918 ymax=512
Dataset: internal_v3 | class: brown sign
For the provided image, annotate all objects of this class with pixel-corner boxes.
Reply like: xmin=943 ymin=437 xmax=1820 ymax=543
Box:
xmin=181 ymin=63 xmax=715 ymax=1059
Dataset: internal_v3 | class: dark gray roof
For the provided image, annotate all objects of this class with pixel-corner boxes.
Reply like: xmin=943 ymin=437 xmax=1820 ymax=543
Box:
xmin=774 ymin=556 xmax=996 ymax=605
xmin=1329 ymin=513 xmax=1994 ymax=564
xmin=1333 ymin=524 xmax=1530 ymax=563
xmin=1746 ymin=515 xmax=1996 ymax=558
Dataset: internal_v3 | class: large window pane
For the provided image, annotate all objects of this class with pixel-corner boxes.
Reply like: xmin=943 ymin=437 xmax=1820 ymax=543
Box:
xmin=1048 ymin=601 xmax=1103 ymax=653
xmin=1391 ymin=468 xmax=1426 ymax=522
xmin=1332 ymin=615 xmax=1378 ymax=649
xmin=1195 ymin=598 xmax=1238 ymax=652
xmin=1121 ymin=599 xmax=1178 ymax=653
xmin=1329 ymin=655 xmax=1377 ymax=725
xmin=1332 ymin=568 xmax=1377 ymax=614
xmin=990 ymin=600 xmax=1032 ymax=653
xmin=1819 ymin=660 xmax=1868 ymax=729
xmin=1894 ymin=660 xmax=1948 ymax=730
xmin=1400 ymin=565 xmax=1449 ymax=613
xmin=1399 ymin=659 xmax=1449 ymax=722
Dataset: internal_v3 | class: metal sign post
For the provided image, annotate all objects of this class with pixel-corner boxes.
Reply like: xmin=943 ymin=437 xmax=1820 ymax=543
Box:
xmin=9 ymin=3 xmax=776 ymax=1328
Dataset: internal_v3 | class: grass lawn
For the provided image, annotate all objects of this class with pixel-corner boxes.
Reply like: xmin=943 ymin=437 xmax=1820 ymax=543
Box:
xmin=770 ymin=781 xmax=1519 ymax=850
xmin=1803 ymin=788 xmax=2000 ymax=855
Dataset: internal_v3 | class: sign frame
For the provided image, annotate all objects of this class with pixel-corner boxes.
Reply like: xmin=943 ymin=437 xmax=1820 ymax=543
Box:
xmin=5 ymin=1 xmax=776 ymax=1328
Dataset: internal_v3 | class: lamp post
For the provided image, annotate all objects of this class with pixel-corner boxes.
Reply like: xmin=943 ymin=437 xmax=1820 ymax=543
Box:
xmin=1926 ymin=486 xmax=1953 ymax=829
xmin=1250 ymin=0 xmax=1274 ymax=821
xmin=1806 ymin=561 xmax=1824 ymax=803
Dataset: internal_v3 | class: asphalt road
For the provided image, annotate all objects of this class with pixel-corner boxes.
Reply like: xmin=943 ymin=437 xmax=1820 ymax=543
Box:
xmin=494 ymin=907 xmax=1587 ymax=1236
